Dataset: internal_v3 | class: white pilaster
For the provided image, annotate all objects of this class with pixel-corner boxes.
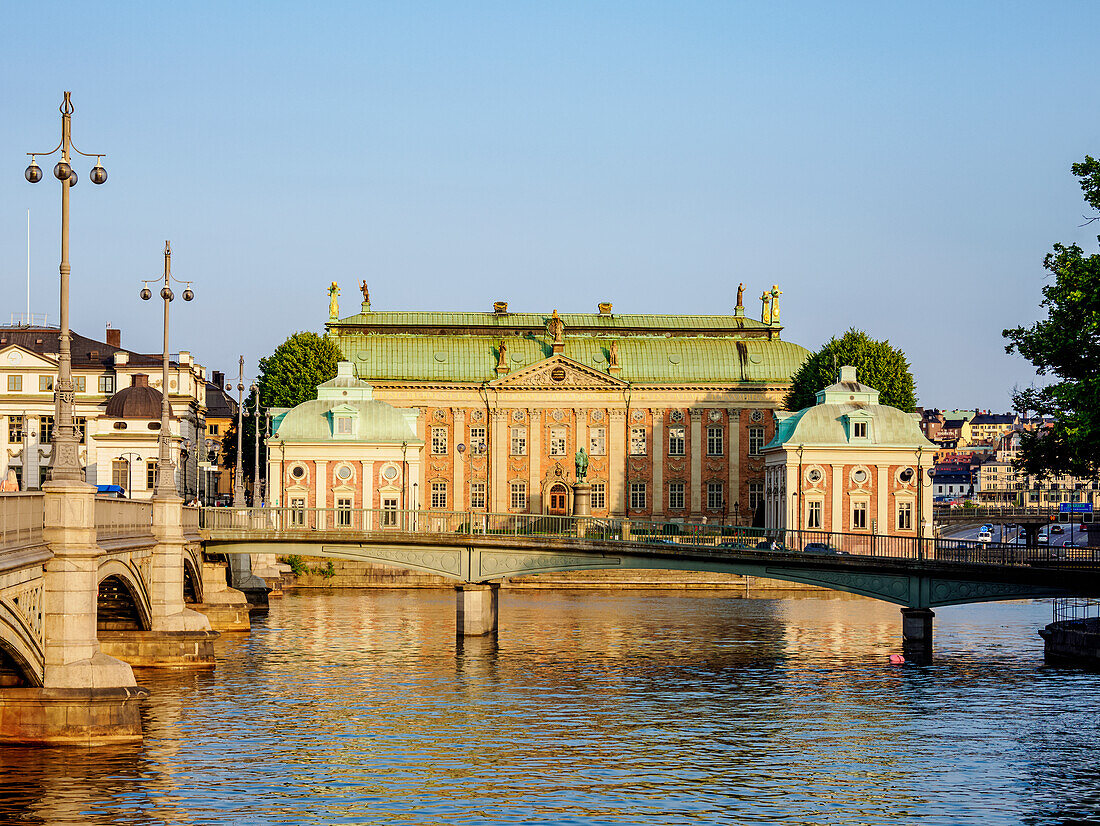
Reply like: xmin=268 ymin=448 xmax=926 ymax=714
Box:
xmin=651 ymin=410 xmax=665 ymax=518
xmin=690 ymin=410 xmax=703 ymax=513
xmin=609 ymin=409 xmax=627 ymax=515
xmin=453 ymin=408 xmax=466 ymax=511
xmin=315 ymin=460 xmax=328 ymax=510
xmin=528 ymin=410 xmax=542 ymax=512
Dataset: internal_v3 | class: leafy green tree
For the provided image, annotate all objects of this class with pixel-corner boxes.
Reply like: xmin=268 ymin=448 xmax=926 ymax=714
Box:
xmin=784 ymin=328 xmax=917 ymax=412
xmin=1003 ymin=156 xmax=1100 ymax=480
xmin=219 ymin=332 xmax=340 ymax=488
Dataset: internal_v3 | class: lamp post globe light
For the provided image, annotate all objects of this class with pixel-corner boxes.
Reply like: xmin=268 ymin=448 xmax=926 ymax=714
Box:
xmin=139 ymin=242 xmax=195 ymax=500
xmin=250 ymin=384 xmax=261 ymax=507
xmin=24 ymin=92 xmax=108 ymax=484
xmin=233 ymin=357 xmax=246 ymax=507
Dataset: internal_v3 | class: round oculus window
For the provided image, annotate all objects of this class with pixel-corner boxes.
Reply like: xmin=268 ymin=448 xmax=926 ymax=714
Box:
xmin=852 ymin=469 xmax=868 ymax=484
xmin=807 ymin=469 xmax=822 ymax=483
xmin=335 ymin=465 xmax=353 ymax=482
xmin=381 ymin=465 xmax=399 ymax=481
xmin=550 ymin=367 xmax=566 ymax=382
xmin=289 ymin=465 xmax=306 ymax=480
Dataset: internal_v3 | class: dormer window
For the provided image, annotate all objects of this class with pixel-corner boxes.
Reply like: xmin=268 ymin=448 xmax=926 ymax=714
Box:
xmin=853 ymin=421 xmax=867 ymax=438
xmin=336 ymin=417 xmax=353 ymax=435
xmin=844 ymin=412 xmax=872 ymax=442
xmin=330 ymin=404 xmax=358 ymax=439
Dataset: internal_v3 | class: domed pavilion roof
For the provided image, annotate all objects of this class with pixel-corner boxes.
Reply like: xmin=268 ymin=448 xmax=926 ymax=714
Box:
xmin=104 ymin=374 xmax=170 ymax=419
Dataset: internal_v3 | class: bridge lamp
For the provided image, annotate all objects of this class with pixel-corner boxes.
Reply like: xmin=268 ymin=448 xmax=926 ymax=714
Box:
xmin=139 ymin=241 xmax=196 ymax=499
xmin=24 ymin=92 xmax=109 ymax=483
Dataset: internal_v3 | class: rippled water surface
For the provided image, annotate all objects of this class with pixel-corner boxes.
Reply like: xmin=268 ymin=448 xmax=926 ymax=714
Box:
xmin=3 ymin=591 xmax=1100 ymax=825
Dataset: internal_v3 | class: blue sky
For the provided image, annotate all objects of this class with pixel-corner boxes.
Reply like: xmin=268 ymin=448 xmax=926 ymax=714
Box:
xmin=2 ymin=1 xmax=1098 ymax=408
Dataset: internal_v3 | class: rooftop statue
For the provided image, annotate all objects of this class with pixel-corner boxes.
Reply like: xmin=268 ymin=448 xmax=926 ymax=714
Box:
xmin=760 ymin=291 xmax=771 ymax=323
xmin=736 ymin=282 xmax=745 ymax=307
xmin=770 ymin=284 xmax=782 ymax=324
xmin=328 ymin=281 xmax=340 ymax=320
xmin=360 ymin=280 xmax=370 ymax=305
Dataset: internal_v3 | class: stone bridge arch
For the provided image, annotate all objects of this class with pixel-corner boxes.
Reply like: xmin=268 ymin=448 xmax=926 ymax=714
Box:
xmin=0 ymin=599 xmax=44 ymax=687
xmin=96 ymin=561 xmax=152 ymax=632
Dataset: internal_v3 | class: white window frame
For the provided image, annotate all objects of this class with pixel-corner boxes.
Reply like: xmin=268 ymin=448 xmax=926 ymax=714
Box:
xmin=589 ymin=427 xmax=606 ymax=456
xmin=748 ymin=427 xmax=766 ymax=456
xmin=591 ymin=482 xmax=606 ymax=510
xmin=381 ymin=497 xmax=398 ymax=527
xmin=707 ymin=426 xmax=723 ymax=456
xmin=470 ymin=426 xmax=487 ymax=454
xmin=629 ymin=482 xmax=646 ymax=510
xmin=470 ymin=482 xmax=486 ymax=510
xmin=98 ymin=375 xmax=114 ymax=394
xmin=852 ymin=500 xmax=869 ymax=531
xmin=336 ymin=496 xmax=353 ymax=527
xmin=806 ymin=499 xmax=823 ymax=529
xmin=431 ymin=427 xmax=448 ymax=455
xmin=510 ymin=426 xmax=527 ymax=456
xmin=897 ymin=500 xmax=913 ymax=531
xmin=707 ymin=482 xmax=723 ymax=510
xmin=630 ymin=427 xmax=647 ymax=456
xmin=430 ymin=481 xmax=447 ymax=509
xmin=668 ymin=426 xmax=685 ymax=456
xmin=510 ymin=481 xmax=527 ymax=511
xmin=549 ymin=426 xmax=567 ymax=456
xmin=336 ymin=416 xmax=353 ymax=435
xmin=668 ymin=482 xmax=685 ymax=510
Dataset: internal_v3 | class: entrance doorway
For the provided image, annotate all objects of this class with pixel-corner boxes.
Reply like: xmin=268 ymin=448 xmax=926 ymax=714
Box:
xmin=548 ymin=483 xmax=569 ymax=515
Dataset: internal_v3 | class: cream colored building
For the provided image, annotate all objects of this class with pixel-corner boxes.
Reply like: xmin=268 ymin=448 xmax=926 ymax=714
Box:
xmin=761 ymin=366 xmax=936 ymax=537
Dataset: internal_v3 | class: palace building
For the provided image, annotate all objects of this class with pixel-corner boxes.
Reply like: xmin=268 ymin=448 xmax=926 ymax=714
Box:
xmin=307 ymin=283 xmax=810 ymax=523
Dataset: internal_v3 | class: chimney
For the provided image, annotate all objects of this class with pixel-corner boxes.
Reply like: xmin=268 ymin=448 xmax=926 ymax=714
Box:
xmin=493 ymin=301 xmax=508 ymax=314
xmin=598 ymin=302 xmax=612 ymax=315
xmin=105 ymin=324 xmax=121 ymax=348
xmin=213 ymin=370 xmax=224 ymax=388
xmin=132 ymin=374 xmax=149 ymax=387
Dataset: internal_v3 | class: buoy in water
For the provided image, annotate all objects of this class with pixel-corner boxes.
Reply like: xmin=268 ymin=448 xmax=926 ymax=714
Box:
xmin=889 ymin=654 xmax=905 ymax=665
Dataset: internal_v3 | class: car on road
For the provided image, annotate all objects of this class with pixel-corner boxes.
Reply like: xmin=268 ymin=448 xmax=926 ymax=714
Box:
xmin=803 ymin=542 xmax=848 ymax=555
xmin=1037 ymin=530 xmax=1050 ymax=545
xmin=1051 ymin=525 xmax=1064 ymax=535
xmin=977 ymin=530 xmax=992 ymax=543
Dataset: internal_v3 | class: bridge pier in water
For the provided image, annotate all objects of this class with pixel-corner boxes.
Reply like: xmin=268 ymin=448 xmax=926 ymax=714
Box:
xmin=456 ymin=583 xmax=499 ymax=636
xmin=901 ymin=608 xmax=935 ymax=664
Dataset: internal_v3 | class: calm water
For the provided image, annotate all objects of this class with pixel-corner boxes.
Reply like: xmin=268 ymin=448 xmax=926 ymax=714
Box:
xmin=2 ymin=591 xmax=1099 ymax=826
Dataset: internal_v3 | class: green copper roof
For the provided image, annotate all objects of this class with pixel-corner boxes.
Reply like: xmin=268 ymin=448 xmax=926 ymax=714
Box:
xmin=332 ymin=309 xmax=777 ymax=333
xmin=272 ymin=399 xmax=420 ymax=444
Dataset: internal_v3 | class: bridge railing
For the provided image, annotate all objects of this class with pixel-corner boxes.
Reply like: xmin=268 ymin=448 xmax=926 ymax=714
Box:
xmin=95 ymin=498 xmax=153 ymax=541
xmin=198 ymin=505 xmax=1100 ymax=568
xmin=0 ymin=492 xmax=46 ymax=553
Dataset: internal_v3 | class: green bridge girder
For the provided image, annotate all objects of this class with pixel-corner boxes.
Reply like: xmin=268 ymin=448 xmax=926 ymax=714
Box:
xmin=202 ymin=532 xmax=1100 ymax=610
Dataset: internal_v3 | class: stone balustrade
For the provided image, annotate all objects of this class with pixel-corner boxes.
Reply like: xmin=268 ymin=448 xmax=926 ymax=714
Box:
xmin=0 ymin=493 xmax=45 ymax=554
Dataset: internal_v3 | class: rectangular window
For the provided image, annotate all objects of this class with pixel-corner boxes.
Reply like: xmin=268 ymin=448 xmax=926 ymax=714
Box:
xmin=589 ymin=427 xmax=606 ymax=456
xmin=39 ymin=466 xmax=48 ymax=488
xmin=668 ymin=482 xmax=685 ymax=510
xmin=510 ymin=481 xmax=527 ymax=511
xmin=381 ymin=497 xmax=398 ymax=527
xmin=39 ymin=375 xmax=54 ymax=392
xmin=668 ymin=426 xmax=685 ymax=456
xmin=470 ymin=482 xmax=486 ymax=510
xmin=208 ymin=424 xmax=220 ymax=435
xmin=8 ymin=415 xmax=23 ymax=443
xmin=112 ymin=459 xmax=129 ymax=490
xmin=98 ymin=375 xmax=114 ymax=394
xmin=630 ymin=427 xmax=647 ymax=456
xmin=431 ymin=481 xmax=447 ymax=509
xmin=748 ymin=427 xmax=766 ymax=456
xmin=807 ymin=500 xmax=822 ymax=529
xmin=39 ymin=416 xmax=53 ymax=444
xmin=897 ymin=501 xmax=913 ymax=531
xmin=470 ymin=427 xmax=486 ymax=453
xmin=707 ymin=482 xmax=723 ymax=510
xmin=591 ymin=482 xmax=606 ymax=510
xmin=336 ymin=496 xmax=352 ymax=527
xmin=337 ymin=417 xmax=353 ymax=435
xmin=549 ymin=427 xmax=567 ymax=456
xmin=7 ymin=376 xmax=21 ymax=392
xmin=510 ymin=426 xmax=527 ymax=456
xmin=431 ymin=427 xmax=448 ymax=454
xmin=289 ymin=497 xmax=306 ymax=527
xmin=852 ymin=501 xmax=868 ymax=530
xmin=853 ymin=421 xmax=868 ymax=438
xmin=74 ymin=376 xmax=86 ymax=393
xmin=707 ymin=426 xmax=724 ymax=456
xmin=146 ymin=459 xmax=158 ymax=490
xmin=75 ymin=417 xmax=86 ymax=444
xmin=748 ymin=482 xmax=764 ymax=513
xmin=629 ymin=482 xmax=647 ymax=511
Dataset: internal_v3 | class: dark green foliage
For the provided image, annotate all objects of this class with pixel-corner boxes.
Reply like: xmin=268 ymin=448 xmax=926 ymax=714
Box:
xmin=219 ymin=332 xmax=340 ymax=484
xmin=1004 ymin=157 xmax=1100 ymax=479
xmin=784 ymin=329 xmax=917 ymax=412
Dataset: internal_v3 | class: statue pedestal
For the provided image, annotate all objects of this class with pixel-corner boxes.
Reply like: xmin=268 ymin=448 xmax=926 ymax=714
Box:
xmin=573 ymin=483 xmax=592 ymax=538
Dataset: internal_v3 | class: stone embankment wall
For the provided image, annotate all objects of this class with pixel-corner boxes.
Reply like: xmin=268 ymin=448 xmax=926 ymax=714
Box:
xmin=1040 ymin=618 xmax=1100 ymax=666
xmin=281 ymin=559 xmax=826 ymax=593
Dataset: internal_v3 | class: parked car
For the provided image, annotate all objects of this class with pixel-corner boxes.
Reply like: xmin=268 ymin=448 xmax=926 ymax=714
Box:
xmin=803 ymin=542 xmax=848 ymax=555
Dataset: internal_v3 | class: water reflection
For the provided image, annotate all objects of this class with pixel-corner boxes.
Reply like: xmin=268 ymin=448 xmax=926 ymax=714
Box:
xmin=1 ymin=591 xmax=1099 ymax=825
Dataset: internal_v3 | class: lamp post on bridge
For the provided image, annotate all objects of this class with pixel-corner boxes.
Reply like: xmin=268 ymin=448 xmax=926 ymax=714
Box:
xmin=232 ymin=357 xmax=246 ymax=507
xmin=24 ymin=92 xmax=109 ymax=485
xmin=139 ymin=242 xmax=195 ymax=500
xmin=116 ymin=452 xmax=141 ymax=499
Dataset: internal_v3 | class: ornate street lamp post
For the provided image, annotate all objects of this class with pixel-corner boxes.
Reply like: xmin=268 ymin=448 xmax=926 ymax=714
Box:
xmin=139 ymin=242 xmax=194 ymax=499
xmin=24 ymin=92 xmax=108 ymax=484
xmin=233 ymin=357 xmax=246 ymax=507
xmin=249 ymin=384 xmax=261 ymax=506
